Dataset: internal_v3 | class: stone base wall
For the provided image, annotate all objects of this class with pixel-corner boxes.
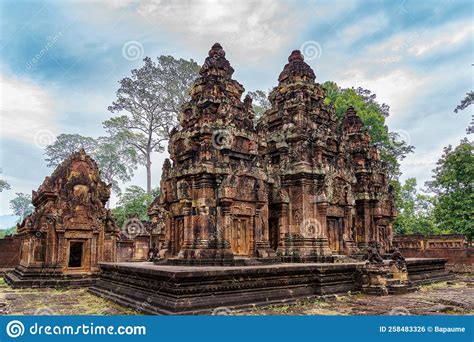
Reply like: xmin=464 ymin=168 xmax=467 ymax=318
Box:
xmin=90 ymin=262 xmax=361 ymax=314
xmin=116 ymin=241 xmax=134 ymax=262
xmin=89 ymin=257 xmax=452 ymax=314
xmin=393 ymin=234 xmax=473 ymax=265
xmin=117 ymin=237 xmax=152 ymax=262
xmin=4 ymin=264 xmax=96 ymax=288
xmin=405 ymin=258 xmax=454 ymax=284
xmin=0 ymin=236 xmax=21 ymax=269
xmin=400 ymin=249 xmax=474 ymax=265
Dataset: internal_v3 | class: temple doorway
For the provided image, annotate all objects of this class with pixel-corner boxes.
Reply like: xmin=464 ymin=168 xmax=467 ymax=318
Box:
xmin=269 ymin=218 xmax=279 ymax=250
xmin=68 ymin=241 xmax=83 ymax=268
xmin=173 ymin=218 xmax=184 ymax=255
xmin=327 ymin=217 xmax=344 ymax=254
xmin=231 ymin=217 xmax=250 ymax=256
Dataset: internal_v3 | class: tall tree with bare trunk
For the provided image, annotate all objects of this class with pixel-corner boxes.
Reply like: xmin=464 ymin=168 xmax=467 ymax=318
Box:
xmin=105 ymin=56 xmax=200 ymax=194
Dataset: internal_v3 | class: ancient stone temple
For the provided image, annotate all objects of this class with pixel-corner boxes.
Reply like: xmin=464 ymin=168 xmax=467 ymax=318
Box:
xmin=149 ymin=44 xmax=396 ymax=263
xmin=150 ymin=43 xmax=273 ymax=263
xmin=5 ymin=149 xmax=119 ymax=287
xmin=259 ymin=50 xmax=396 ymax=259
xmin=90 ymin=44 xmax=451 ymax=315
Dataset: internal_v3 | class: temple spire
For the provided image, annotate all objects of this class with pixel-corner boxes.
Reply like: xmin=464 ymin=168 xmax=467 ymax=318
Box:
xmin=199 ymin=42 xmax=234 ymax=78
xmin=278 ymin=49 xmax=316 ymax=83
xmin=341 ymin=106 xmax=364 ymax=133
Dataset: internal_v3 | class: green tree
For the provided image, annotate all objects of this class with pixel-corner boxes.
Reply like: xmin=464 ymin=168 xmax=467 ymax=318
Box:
xmin=111 ymin=185 xmax=158 ymax=228
xmin=426 ymin=139 xmax=474 ymax=240
xmin=93 ymin=136 xmax=139 ymax=198
xmin=44 ymin=133 xmax=98 ymax=167
xmin=247 ymin=89 xmax=271 ymax=122
xmin=9 ymin=193 xmax=34 ymax=222
xmin=322 ymin=81 xmax=414 ymax=181
xmin=454 ymin=91 xmax=474 ymax=113
xmin=0 ymin=169 xmax=10 ymax=192
xmin=105 ymin=56 xmax=200 ymax=194
xmin=454 ymin=90 xmax=473 ymax=134
xmin=44 ymin=134 xmax=138 ymax=200
xmin=0 ymin=226 xmax=17 ymax=238
xmin=251 ymin=83 xmax=414 ymax=181
xmin=393 ymin=178 xmax=438 ymax=235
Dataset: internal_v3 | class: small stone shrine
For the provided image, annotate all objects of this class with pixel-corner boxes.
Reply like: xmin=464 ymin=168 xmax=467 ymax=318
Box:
xmin=5 ymin=149 xmax=119 ymax=287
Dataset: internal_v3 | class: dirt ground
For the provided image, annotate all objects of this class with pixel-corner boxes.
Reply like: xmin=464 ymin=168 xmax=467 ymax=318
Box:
xmin=0 ymin=277 xmax=138 ymax=315
xmin=0 ymin=274 xmax=472 ymax=316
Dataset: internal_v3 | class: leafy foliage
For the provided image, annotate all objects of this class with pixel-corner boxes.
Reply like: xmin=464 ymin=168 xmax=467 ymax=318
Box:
xmin=322 ymin=81 xmax=414 ymax=181
xmin=454 ymin=91 xmax=474 ymax=113
xmin=44 ymin=134 xmax=138 ymax=199
xmin=93 ymin=136 xmax=139 ymax=196
xmin=393 ymin=178 xmax=438 ymax=235
xmin=247 ymin=89 xmax=271 ymax=122
xmin=0 ymin=226 xmax=17 ymax=239
xmin=426 ymin=139 xmax=474 ymax=240
xmin=44 ymin=134 xmax=98 ymax=167
xmin=0 ymin=169 xmax=10 ymax=192
xmin=454 ymin=91 xmax=473 ymax=134
xmin=105 ymin=56 xmax=200 ymax=194
xmin=111 ymin=185 xmax=159 ymax=228
xmin=9 ymin=193 xmax=34 ymax=222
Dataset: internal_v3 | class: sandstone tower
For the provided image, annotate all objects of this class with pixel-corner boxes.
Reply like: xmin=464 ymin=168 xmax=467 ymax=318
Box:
xmin=150 ymin=44 xmax=395 ymax=263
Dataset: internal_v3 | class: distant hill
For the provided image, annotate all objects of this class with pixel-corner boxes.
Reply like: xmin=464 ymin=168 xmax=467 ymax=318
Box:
xmin=0 ymin=215 xmax=19 ymax=230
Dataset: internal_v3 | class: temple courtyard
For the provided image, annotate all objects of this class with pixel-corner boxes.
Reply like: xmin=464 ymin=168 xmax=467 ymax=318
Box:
xmin=0 ymin=43 xmax=471 ymax=315
xmin=1 ymin=274 xmax=472 ymax=316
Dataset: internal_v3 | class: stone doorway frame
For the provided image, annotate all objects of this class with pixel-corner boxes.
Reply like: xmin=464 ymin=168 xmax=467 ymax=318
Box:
xmin=65 ymin=239 xmax=87 ymax=274
xmin=230 ymin=216 xmax=252 ymax=256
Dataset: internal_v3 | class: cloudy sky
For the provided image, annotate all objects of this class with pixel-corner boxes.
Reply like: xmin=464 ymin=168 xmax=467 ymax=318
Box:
xmin=0 ymin=0 xmax=472 ymax=218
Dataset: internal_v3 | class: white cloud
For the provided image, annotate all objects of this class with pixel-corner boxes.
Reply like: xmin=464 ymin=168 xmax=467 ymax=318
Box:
xmin=337 ymin=68 xmax=431 ymax=117
xmin=336 ymin=12 xmax=389 ymax=43
xmin=364 ymin=17 xmax=473 ymax=63
xmin=0 ymin=74 xmax=59 ymax=146
xmin=96 ymin=0 xmax=310 ymax=64
xmin=407 ymin=21 xmax=473 ymax=57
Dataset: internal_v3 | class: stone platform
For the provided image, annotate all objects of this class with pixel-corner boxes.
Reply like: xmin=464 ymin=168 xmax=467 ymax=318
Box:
xmin=405 ymin=258 xmax=454 ymax=284
xmin=89 ymin=258 xmax=454 ymax=314
xmin=5 ymin=265 xmax=96 ymax=288
xmin=89 ymin=261 xmax=363 ymax=315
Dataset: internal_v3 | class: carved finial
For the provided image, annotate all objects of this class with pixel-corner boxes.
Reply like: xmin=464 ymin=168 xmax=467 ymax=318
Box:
xmin=244 ymin=94 xmax=253 ymax=107
xmin=346 ymin=106 xmax=357 ymax=116
xmin=288 ymin=50 xmax=304 ymax=62
xmin=341 ymin=106 xmax=363 ymax=132
xmin=209 ymin=43 xmax=225 ymax=58
xmin=200 ymin=43 xmax=234 ymax=77
xmin=278 ymin=49 xmax=315 ymax=83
